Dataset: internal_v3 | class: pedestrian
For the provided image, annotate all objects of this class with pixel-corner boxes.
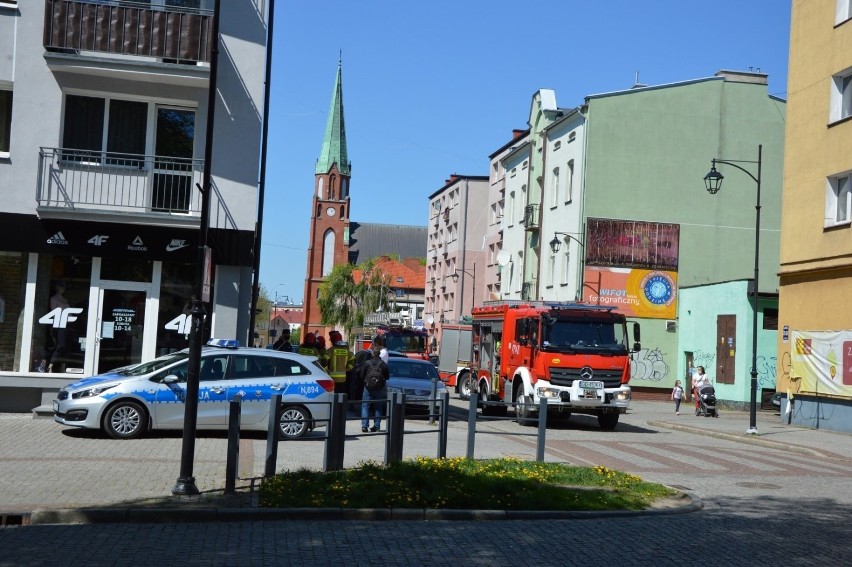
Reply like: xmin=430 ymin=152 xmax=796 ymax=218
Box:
xmin=272 ymin=328 xmax=292 ymax=352
xmin=315 ymin=335 xmax=328 ymax=369
xmin=360 ymin=345 xmax=388 ymax=433
xmin=672 ymin=379 xmax=684 ymax=415
xmin=692 ymin=366 xmax=710 ymax=410
xmin=327 ymin=330 xmax=355 ymax=394
xmin=298 ymin=332 xmax=319 ymax=358
xmin=373 ymin=336 xmax=389 ymax=363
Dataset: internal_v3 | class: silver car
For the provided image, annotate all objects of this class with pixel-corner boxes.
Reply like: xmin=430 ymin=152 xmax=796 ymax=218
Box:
xmin=53 ymin=339 xmax=334 ymax=440
xmin=386 ymin=357 xmax=447 ymax=408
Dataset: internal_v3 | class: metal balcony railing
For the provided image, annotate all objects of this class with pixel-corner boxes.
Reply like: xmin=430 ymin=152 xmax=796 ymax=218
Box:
xmin=37 ymin=147 xmax=204 ymax=216
xmin=523 ymin=203 xmax=540 ymax=230
xmin=43 ymin=0 xmax=214 ymax=64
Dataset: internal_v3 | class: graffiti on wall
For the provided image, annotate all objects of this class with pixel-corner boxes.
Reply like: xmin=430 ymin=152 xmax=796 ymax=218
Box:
xmin=630 ymin=347 xmax=670 ymax=382
xmin=692 ymin=349 xmax=715 ymax=369
xmin=756 ymin=355 xmax=777 ymax=389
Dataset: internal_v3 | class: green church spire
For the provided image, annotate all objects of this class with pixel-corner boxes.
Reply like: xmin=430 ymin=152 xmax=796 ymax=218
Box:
xmin=315 ymin=58 xmax=350 ymax=176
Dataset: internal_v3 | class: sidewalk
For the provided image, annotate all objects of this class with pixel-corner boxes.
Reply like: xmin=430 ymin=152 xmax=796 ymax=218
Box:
xmin=8 ymin=400 xmax=852 ymax=526
xmin=639 ymin=399 xmax=852 ymax=461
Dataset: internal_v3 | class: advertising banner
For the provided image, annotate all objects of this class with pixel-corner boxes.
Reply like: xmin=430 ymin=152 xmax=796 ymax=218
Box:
xmin=792 ymin=330 xmax=852 ymax=397
xmin=582 ymin=267 xmax=677 ymax=319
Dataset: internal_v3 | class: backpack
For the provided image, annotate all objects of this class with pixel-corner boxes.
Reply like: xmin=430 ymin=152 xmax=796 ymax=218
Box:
xmin=364 ymin=360 xmax=386 ymax=391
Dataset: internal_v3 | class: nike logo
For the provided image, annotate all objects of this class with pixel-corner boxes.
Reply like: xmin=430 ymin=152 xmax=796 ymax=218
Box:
xmin=166 ymin=239 xmax=189 ymax=252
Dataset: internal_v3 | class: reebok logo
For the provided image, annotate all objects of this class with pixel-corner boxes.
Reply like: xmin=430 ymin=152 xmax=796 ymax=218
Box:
xmin=47 ymin=232 xmax=68 ymax=245
xmin=166 ymin=239 xmax=189 ymax=252
xmin=128 ymin=236 xmax=148 ymax=252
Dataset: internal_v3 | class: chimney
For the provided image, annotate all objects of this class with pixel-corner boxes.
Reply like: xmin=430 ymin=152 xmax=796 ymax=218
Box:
xmin=512 ymin=129 xmax=525 ymax=140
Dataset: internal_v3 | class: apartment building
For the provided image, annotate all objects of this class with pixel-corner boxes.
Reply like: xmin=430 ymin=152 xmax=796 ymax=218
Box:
xmin=777 ymin=0 xmax=852 ymax=432
xmin=0 ymin=1 xmax=268 ymax=411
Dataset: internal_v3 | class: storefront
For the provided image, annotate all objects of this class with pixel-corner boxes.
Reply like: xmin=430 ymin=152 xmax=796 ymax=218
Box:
xmin=0 ymin=214 xmax=249 ymax=411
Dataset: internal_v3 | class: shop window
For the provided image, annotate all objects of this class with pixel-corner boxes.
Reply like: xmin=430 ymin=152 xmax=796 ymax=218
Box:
xmin=0 ymin=251 xmax=25 ymax=371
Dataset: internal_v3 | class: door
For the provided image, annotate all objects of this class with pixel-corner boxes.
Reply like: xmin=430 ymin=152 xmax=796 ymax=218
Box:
xmin=152 ymin=354 xmax=230 ymax=428
xmin=716 ymin=315 xmax=736 ymax=384
xmin=151 ymin=107 xmax=195 ymax=212
xmin=95 ymin=288 xmax=148 ymax=374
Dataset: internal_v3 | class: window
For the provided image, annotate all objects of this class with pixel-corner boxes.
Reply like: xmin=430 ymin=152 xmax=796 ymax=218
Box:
xmin=826 ymin=173 xmax=852 ymax=226
xmin=830 ymin=70 xmax=852 ymax=122
xmin=551 ymin=167 xmax=560 ymax=207
xmin=561 ymin=249 xmax=570 ymax=285
xmin=762 ymin=308 xmax=778 ymax=331
xmin=837 ymin=0 xmax=852 ymax=24
xmin=566 ymin=160 xmax=575 ymax=203
xmin=0 ymin=87 xmax=11 ymax=156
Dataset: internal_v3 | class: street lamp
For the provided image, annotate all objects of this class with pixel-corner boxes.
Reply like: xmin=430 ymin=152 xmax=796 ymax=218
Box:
xmin=550 ymin=231 xmax=585 ymax=301
xmin=450 ymin=265 xmax=476 ymax=319
xmin=703 ymin=144 xmax=762 ymax=436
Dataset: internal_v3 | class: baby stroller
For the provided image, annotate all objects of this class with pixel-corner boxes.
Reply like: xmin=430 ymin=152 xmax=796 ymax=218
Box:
xmin=695 ymin=385 xmax=718 ymax=417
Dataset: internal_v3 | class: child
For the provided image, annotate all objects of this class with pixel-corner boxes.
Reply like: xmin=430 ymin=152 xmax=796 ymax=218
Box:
xmin=672 ymin=380 xmax=685 ymax=415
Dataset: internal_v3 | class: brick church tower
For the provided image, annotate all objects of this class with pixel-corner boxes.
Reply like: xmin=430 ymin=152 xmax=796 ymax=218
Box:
xmin=302 ymin=60 xmax=350 ymax=338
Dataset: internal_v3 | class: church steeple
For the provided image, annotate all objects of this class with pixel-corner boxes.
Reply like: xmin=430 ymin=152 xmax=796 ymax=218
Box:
xmin=315 ymin=57 xmax=350 ymax=177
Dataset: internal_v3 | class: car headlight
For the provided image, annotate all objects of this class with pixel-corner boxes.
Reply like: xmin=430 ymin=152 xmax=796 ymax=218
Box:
xmin=72 ymin=384 xmax=118 ymax=399
xmin=536 ymin=387 xmax=561 ymax=398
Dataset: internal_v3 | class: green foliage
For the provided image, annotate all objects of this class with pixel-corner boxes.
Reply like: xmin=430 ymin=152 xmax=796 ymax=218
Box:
xmin=317 ymin=259 xmax=391 ymax=337
xmin=259 ymin=457 xmax=675 ymax=511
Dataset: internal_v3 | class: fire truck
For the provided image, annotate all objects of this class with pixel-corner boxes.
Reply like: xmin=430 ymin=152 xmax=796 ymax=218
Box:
xmin=353 ymin=325 xmax=430 ymax=360
xmin=460 ymin=301 xmax=640 ymax=430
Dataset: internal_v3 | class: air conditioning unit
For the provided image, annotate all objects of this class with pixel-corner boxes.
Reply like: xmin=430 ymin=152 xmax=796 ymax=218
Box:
xmin=665 ymin=320 xmax=677 ymax=332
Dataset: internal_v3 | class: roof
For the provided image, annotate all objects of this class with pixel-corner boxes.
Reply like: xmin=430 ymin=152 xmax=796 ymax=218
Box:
xmin=348 ymin=222 xmax=427 ymax=265
xmin=315 ymin=60 xmax=350 ymax=175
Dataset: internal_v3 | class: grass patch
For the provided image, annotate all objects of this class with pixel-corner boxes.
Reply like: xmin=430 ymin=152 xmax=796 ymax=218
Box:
xmin=259 ymin=457 xmax=676 ymax=511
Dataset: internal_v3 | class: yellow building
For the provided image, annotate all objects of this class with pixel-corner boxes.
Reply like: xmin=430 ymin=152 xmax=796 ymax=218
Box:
xmin=779 ymin=0 xmax=852 ymax=431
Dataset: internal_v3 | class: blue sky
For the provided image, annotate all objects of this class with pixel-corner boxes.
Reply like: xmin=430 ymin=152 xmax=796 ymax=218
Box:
xmin=259 ymin=0 xmax=792 ymax=304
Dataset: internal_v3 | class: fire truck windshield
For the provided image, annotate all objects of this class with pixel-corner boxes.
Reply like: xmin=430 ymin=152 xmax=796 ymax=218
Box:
xmin=541 ymin=318 xmax=628 ymax=354
xmin=381 ymin=331 xmax=426 ymax=354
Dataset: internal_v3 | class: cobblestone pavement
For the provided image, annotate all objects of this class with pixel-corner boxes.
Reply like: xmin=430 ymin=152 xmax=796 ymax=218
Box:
xmin=2 ymin=401 xmax=852 ymax=565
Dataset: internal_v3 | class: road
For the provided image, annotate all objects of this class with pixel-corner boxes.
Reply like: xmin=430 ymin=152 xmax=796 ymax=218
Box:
xmin=1 ymin=400 xmax=851 ymax=566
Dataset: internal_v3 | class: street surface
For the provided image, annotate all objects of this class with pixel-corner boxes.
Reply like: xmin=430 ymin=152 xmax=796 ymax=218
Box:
xmin=1 ymin=399 xmax=851 ymax=565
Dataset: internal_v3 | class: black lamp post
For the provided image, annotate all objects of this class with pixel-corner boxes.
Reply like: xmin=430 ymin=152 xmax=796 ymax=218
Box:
xmin=550 ymin=231 xmax=585 ymax=301
xmin=703 ymin=145 xmax=762 ymax=435
xmin=173 ymin=0 xmax=221 ymax=496
xmin=451 ymin=265 xmax=476 ymax=318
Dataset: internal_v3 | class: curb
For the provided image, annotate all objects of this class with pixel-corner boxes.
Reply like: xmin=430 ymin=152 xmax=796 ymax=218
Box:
xmin=24 ymin=493 xmax=702 ymax=525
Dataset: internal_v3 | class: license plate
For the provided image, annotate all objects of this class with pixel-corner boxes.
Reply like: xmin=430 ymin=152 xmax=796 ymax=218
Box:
xmin=52 ymin=400 xmax=58 ymax=412
xmin=578 ymin=381 xmax=603 ymax=390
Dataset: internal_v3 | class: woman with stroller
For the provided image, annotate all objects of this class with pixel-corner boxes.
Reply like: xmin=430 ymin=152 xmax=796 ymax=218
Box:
xmin=692 ymin=366 xmax=710 ymax=411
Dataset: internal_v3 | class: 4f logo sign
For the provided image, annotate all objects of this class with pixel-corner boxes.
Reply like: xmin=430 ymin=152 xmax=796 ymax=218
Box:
xmin=165 ymin=313 xmax=193 ymax=335
xmin=88 ymin=235 xmax=110 ymax=246
xmin=39 ymin=307 xmax=84 ymax=328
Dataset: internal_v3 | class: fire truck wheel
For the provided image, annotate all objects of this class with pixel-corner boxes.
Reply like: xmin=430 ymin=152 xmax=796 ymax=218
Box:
xmin=597 ymin=412 xmax=619 ymax=430
xmin=457 ymin=373 xmax=472 ymax=400
xmin=515 ymin=392 xmax=535 ymax=426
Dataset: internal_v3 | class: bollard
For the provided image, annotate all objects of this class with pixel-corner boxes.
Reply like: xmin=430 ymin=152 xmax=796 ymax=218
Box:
xmin=536 ymin=397 xmax=548 ymax=462
xmin=437 ymin=390 xmax=449 ymax=459
xmin=429 ymin=375 xmax=438 ymax=425
xmin=323 ymin=394 xmax=346 ymax=472
xmin=385 ymin=392 xmax=405 ymax=465
xmin=225 ymin=397 xmax=242 ymax=494
xmin=264 ymin=394 xmax=282 ymax=477
xmin=466 ymin=390 xmax=477 ymax=459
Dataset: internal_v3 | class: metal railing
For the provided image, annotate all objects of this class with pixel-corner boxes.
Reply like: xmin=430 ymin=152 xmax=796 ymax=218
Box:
xmin=43 ymin=0 xmax=214 ymax=64
xmin=37 ymin=147 xmax=204 ymax=215
xmin=523 ymin=203 xmax=540 ymax=230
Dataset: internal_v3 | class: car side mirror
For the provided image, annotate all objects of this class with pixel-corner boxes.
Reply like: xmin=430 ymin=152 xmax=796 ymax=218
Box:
xmin=163 ymin=374 xmax=180 ymax=384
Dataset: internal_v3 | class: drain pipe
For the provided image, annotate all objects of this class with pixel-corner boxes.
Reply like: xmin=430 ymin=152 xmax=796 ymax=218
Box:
xmin=248 ymin=0 xmax=276 ymax=342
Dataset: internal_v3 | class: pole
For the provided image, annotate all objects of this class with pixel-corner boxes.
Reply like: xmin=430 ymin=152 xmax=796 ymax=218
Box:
xmin=173 ymin=0 xmax=221 ymax=496
xmin=748 ymin=145 xmax=762 ymax=435
xmin=248 ymin=0 xmax=276 ymax=344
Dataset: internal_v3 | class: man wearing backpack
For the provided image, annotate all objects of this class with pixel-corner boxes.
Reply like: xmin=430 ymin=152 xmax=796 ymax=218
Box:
xmin=360 ymin=345 xmax=389 ymax=433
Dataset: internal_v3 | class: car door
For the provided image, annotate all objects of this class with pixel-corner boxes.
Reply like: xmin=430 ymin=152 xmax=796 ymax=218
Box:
xmin=152 ymin=354 xmax=230 ymax=429
xmin=226 ymin=354 xmax=282 ymax=426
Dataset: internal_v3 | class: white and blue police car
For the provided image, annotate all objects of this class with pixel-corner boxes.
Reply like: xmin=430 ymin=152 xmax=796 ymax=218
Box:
xmin=53 ymin=339 xmax=334 ymax=440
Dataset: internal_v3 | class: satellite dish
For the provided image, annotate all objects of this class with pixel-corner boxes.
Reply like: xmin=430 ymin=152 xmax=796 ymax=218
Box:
xmin=497 ymin=250 xmax=511 ymax=267
xmin=427 ymin=315 xmax=434 ymax=325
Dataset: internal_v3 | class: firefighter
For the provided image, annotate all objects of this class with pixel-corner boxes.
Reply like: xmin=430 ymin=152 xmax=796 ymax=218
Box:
xmin=327 ymin=330 xmax=355 ymax=395
xmin=315 ymin=335 xmax=328 ymax=369
xmin=298 ymin=332 xmax=319 ymax=358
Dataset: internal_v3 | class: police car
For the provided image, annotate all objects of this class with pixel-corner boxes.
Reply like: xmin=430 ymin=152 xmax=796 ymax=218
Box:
xmin=53 ymin=339 xmax=334 ymax=440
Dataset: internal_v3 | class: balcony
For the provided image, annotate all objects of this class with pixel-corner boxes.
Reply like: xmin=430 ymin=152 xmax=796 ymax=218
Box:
xmin=37 ymin=147 xmax=203 ymax=223
xmin=43 ymin=0 xmax=213 ymax=65
xmin=522 ymin=203 xmax=540 ymax=231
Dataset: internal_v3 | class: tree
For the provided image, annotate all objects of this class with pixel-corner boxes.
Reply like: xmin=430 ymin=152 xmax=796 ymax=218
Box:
xmin=317 ymin=259 xmax=391 ymax=338
xmin=253 ymin=284 xmax=272 ymax=346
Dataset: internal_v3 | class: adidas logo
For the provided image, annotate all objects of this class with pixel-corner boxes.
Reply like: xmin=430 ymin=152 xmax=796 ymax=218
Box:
xmin=47 ymin=231 xmax=69 ymax=245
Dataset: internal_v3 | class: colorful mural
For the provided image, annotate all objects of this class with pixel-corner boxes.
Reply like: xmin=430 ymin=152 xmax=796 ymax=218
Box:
xmin=583 ymin=267 xmax=677 ymax=320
